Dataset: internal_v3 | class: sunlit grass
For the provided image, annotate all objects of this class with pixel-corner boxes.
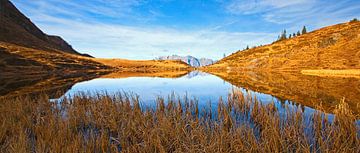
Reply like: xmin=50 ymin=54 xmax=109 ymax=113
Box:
xmin=0 ymin=91 xmax=358 ymax=152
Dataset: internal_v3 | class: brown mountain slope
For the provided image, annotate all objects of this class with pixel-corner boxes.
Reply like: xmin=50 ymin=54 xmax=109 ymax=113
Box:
xmin=207 ymin=21 xmax=360 ymax=71
xmin=0 ymin=0 xmax=87 ymax=56
xmin=0 ymin=41 xmax=191 ymax=77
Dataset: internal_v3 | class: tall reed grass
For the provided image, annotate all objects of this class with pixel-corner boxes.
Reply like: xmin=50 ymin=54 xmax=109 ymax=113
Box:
xmin=0 ymin=91 xmax=359 ymax=152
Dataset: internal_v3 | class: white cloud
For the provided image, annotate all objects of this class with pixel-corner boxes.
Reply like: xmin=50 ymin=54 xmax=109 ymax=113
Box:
xmin=32 ymin=14 xmax=275 ymax=60
xmin=11 ymin=0 xmax=278 ymax=60
xmin=11 ymin=0 xmax=360 ymax=60
xmin=29 ymin=0 xmax=360 ymax=61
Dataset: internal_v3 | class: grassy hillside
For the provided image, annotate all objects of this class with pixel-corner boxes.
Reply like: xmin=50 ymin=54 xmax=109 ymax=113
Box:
xmin=207 ymin=21 xmax=360 ymax=71
xmin=0 ymin=42 xmax=191 ymax=77
xmin=0 ymin=42 xmax=110 ymax=76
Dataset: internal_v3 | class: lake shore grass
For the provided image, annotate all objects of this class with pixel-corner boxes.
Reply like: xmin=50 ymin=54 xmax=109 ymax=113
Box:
xmin=0 ymin=92 xmax=359 ymax=152
xmin=301 ymin=69 xmax=360 ymax=78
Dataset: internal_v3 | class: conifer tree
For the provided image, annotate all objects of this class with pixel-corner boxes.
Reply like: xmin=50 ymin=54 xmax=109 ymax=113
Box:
xmin=297 ymin=31 xmax=301 ymax=36
xmin=293 ymin=33 xmax=296 ymax=37
xmin=280 ymin=29 xmax=287 ymax=40
xmin=246 ymin=45 xmax=249 ymax=50
xmin=289 ymin=34 xmax=292 ymax=39
xmin=302 ymin=26 xmax=307 ymax=34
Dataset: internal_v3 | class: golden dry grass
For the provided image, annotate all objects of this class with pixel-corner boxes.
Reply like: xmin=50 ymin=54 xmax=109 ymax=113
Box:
xmin=0 ymin=91 xmax=358 ymax=152
xmin=301 ymin=69 xmax=360 ymax=78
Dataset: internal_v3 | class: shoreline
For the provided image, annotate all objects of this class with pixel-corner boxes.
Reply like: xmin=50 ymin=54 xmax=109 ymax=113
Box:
xmin=301 ymin=69 xmax=360 ymax=78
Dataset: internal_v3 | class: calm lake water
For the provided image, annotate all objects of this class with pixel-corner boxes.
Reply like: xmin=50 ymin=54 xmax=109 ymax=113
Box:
xmin=54 ymin=71 xmax=324 ymax=120
xmin=2 ymin=70 xmax=360 ymax=121
xmin=56 ymin=72 xmax=282 ymax=104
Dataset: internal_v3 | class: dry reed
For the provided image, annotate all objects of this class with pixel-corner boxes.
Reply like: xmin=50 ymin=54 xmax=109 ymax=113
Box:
xmin=0 ymin=91 xmax=359 ymax=153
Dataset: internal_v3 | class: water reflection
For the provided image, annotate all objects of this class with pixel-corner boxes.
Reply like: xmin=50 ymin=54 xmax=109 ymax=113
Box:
xmin=58 ymin=71 xmax=234 ymax=107
xmin=206 ymin=70 xmax=360 ymax=116
xmin=1 ymin=70 xmax=359 ymax=117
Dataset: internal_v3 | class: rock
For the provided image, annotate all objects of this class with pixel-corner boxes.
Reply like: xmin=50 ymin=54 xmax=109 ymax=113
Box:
xmin=156 ymin=55 xmax=214 ymax=67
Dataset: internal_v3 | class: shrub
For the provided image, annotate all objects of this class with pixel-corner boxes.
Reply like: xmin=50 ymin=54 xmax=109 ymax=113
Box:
xmin=350 ymin=18 xmax=359 ymax=23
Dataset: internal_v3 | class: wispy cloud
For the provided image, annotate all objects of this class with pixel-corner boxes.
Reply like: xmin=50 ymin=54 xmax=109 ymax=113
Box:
xmin=12 ymin=0 xmax=276 ymax=60
xmin=33 ymin=14 xmax=275 ymax=60
xmin=11 ymin=0 xmax=359 ymax=60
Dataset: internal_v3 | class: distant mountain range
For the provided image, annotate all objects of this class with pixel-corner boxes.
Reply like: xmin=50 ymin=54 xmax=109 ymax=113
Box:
xmin=156 ymin=55 xmax=214 ymax=67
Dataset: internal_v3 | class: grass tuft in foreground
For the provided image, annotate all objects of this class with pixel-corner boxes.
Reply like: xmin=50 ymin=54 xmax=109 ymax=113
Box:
xmin=0 ymin=92 xmax=359 ymax=152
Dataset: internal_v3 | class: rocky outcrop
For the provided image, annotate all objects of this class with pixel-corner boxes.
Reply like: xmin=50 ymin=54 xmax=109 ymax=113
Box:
xmin=156 ymin=55 xmax=214 ymax=67
xmin=199 ymin=58 xmax=215 ymax=67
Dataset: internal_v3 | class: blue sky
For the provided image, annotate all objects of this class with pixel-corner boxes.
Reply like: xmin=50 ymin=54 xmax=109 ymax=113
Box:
xmin=12 ymin=0 xmax=360 ymax=60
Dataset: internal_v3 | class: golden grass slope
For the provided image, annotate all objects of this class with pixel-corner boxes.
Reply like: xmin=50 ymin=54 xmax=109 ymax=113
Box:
xmin=1 ymin=42 xmax=190 ymax=76
xmin=207 ymin=21 xmax=360 ymax=71
xmin=0 ymin=42 xmax=109 ymax=76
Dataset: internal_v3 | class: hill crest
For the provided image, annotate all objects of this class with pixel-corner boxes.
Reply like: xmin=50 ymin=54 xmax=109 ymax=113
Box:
xmin=207 ymin=21 xmax=360 ymax=71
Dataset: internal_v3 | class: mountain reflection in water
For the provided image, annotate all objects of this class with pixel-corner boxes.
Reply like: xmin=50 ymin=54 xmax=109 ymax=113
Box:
xmin=1 ymin=70 xmax=359 ymax=117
